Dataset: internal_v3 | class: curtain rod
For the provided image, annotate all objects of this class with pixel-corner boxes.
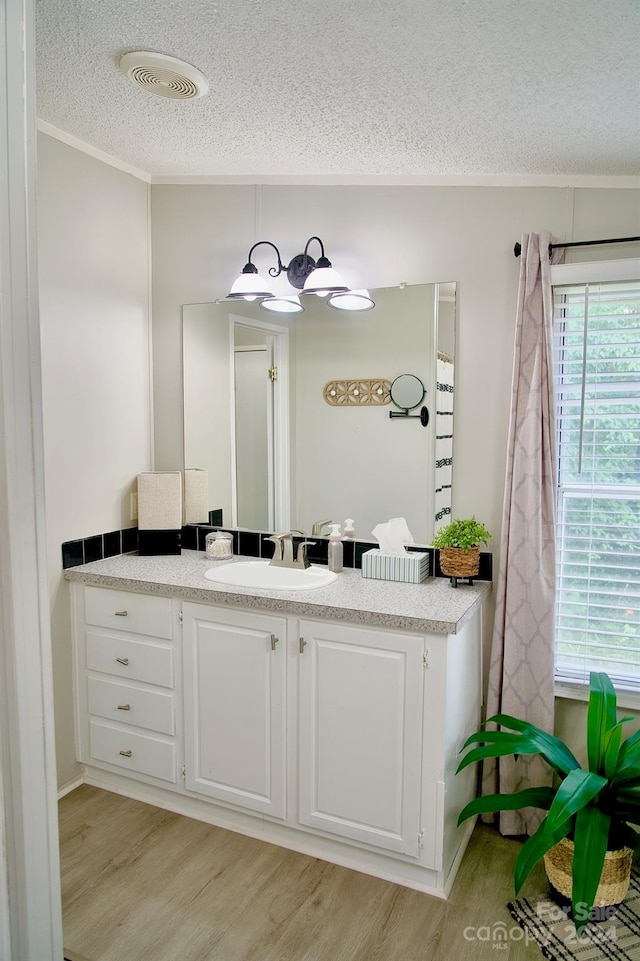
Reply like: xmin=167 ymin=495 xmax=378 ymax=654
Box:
xmin=513 ymin=235 xmax=640 ymax=258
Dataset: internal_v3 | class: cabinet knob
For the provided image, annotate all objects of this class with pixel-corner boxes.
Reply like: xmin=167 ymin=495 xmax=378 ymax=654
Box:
xmin=115 ymin=656 xmax=129 ymax=666
xmin=117 ymin=703 xmax=131 ymax=711
xmin=119 ymin=749 xmax=132 ymax=758
xmin=270 ymin=634 xmax=279 ymax=651
xmin=115 ymin=610 xmax=128 ymax=616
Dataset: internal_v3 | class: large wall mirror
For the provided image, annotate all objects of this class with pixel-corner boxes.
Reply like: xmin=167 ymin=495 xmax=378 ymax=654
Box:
xmin=182 ymin=282 xmax=455 ymax=545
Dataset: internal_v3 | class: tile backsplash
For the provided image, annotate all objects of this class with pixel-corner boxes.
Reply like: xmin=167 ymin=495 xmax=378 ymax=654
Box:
xmin=63 ymin=522 xmax=492 ymax=581
xmin=62 ymin=527 xmax=139 ymax=569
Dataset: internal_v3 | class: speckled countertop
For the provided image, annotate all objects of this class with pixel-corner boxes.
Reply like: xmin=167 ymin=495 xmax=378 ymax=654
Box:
xmin=64 ymin=550 xmax=491 ymax=635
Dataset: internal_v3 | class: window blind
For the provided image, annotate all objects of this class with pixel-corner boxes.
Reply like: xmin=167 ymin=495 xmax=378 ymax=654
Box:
xmin=553 ymin=280 xmax=640 ymax=690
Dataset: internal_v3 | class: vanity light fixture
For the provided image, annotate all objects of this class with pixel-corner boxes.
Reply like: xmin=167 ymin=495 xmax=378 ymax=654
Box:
xmin=228 ymin=237 xmax=374 ymax=313
xmin=328 ymin=289 xmax=375 ymax=311
xmin=259 ymin=295 xmax=304 ymax=314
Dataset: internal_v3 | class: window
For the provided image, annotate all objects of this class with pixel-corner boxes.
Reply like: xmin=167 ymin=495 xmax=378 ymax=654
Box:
xmin=552 ymin=263 xmax=640 ymax=693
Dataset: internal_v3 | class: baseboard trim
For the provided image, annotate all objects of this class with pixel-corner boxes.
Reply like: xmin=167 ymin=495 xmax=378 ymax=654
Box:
xmin=81 ymin=768 xmax=448 ymax=898
xmin=57 ymin=774 xmax=85 ymax=800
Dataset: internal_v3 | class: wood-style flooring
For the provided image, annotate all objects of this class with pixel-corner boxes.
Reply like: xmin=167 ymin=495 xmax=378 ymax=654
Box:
xmin=60 ymin=785 xmax=546 ymax=961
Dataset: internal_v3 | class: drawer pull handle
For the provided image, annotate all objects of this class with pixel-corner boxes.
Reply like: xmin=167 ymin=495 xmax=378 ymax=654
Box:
xmin=115 ymin=656 xmax=129 ymax=666
xmin=115 ymin=610 xmax=128 ymax=616
xmin=117 ymin=703 xmax=131 ymax=711
xmin=270 ymin=634 xmax=279 ymax=651
xmin=299 ymin=637 xmax=306 ymax=654
xmin=119 ymin=749 xmax=132 ymax=758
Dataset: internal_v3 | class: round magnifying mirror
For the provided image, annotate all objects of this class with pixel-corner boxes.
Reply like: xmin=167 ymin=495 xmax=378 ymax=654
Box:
xmin=389 ymin=374 xmax=426 ymax=411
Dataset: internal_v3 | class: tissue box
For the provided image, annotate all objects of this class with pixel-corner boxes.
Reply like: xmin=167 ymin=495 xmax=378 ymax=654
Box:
xmin=361 ymin=549 xmax=430 ymax=584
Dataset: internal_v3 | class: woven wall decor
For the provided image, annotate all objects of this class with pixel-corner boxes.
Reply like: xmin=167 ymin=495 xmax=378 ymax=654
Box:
xmin=323 ymin=379 xmax=391 ymax=406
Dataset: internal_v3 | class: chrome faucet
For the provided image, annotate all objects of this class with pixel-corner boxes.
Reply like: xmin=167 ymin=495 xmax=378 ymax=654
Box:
xmin=311 ymin=519 xmax=332 ymax=537
xmin=266 ymin=533 xmax=316 ymax=569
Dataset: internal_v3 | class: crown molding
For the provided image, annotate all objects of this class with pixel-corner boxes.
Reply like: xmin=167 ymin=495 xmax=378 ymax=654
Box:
xmin=36 ymin=120 xmax=152 ymax=183
xmin=34 ymin=123 xmax=639 ymax=189
xmin=151 ymin=173 xmax=640 ymax=188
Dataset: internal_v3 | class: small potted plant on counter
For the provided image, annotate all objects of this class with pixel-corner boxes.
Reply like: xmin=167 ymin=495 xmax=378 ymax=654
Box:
xmin=456 ymin=672 xmax=639 ymax=934
xmin=431 ymin=516 xmax=491 ymax=586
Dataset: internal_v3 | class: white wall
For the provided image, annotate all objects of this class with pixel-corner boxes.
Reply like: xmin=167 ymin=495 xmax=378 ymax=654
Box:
xmin=37 ymin=134 xmax=152 ymax=787
xmin=152 ymin=184 xmax=639 ymax=540
xmin=151 ymin=182 xmax=640 ymax=737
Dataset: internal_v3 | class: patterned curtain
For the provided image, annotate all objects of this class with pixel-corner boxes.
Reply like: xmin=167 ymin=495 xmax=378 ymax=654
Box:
xmin=482 ymin=232 xmax=559 ymax=836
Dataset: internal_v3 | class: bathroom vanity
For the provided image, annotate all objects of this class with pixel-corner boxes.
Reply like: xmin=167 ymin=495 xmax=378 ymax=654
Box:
xmin=66 ymin=550 xmax=489 ymax=899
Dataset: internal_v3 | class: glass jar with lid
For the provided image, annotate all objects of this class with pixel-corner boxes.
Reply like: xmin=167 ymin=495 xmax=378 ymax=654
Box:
xmin=205 ymin=531 xmax=233 ymax=560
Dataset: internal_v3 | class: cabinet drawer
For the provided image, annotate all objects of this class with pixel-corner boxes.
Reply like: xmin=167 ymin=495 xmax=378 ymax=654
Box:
xmin=88 ymin=675 xmax=175 ymax=735
xmin=89 ymin=720 xmax=176 ymax=783
xmin=86 ymin=631 xmax=174 ymax=688
xmin=84 ymin=586 xmax=172 ymax=639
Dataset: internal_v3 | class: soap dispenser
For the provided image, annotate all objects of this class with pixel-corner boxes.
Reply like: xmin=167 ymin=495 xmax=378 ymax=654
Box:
xmin=327 ymin=524 xmax=343 ymax=573
xmin=344 ymin=518 xmax=355 ymax=538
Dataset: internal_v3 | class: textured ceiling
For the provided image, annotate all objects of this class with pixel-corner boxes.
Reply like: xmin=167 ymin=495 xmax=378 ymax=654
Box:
xmin=35 ymin=0 xmax=640 ymax=179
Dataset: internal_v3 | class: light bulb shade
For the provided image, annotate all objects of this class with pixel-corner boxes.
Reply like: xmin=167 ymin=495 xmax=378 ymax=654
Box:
xmin=301 ymin=265 xmax=349 ymax=296
xmin=259 ymin=295 xmax=304 ymax=314
xmin=227 ymin=267 xmax=275 ymax=300
xmin=328 ymin=289 xmax=375 ymax=311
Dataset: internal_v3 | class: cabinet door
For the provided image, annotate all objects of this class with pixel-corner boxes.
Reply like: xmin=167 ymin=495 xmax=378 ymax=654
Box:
xmin=298 ymin=619 xmax=424 ymax=856
xmin=182 ymin=603 xmax=286 ymax=818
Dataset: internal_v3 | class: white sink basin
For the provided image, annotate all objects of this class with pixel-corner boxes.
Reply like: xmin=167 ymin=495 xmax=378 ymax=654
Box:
xmin=204 ymin=560 xmax=338 ymax=591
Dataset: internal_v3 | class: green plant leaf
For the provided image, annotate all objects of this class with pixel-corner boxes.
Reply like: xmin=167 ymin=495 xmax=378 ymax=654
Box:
xmin=617 ymin=725 xmax=640 ymax=753
xmin=571 ymin=806 xmax=611 ymax=935
xmin=484 ymin=714 xmax=580 ymax=776
xmin=609 ymin=786 xmax=640 ymax=819
xmin=612 ymin=728 xmax=640 ymax=781
xmin=431 ymin=516 xmax=491 ymax=550
xmin=461 ymin=730 xmax=537 ymax=750
xmin=611 ymin=763 xmax=640 ymax=786
xmin=514 ymin=816 xmax=571 ymax=894
xmin=457 ymin=787 xmax=556 ymax=825
xmin=587 ymin=672 xmax=617 ymax=774
xmin=456 ymin=741 xmax=545 ymax=773
xmin=544 ymin=769 xmax=607 ymax=834
xmin=604 ymin=723 xmax=624 ymax=779
xmin=616 ymin=785 xmax=640 ymax=802
xmin=514 ymin=769 xmax=607 ymax=894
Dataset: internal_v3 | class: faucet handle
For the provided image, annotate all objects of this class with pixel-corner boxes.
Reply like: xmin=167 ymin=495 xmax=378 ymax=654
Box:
xmin=296 ymin=540 xmax=316 ymax=568
xmin=311 ymin=519 xmax=332 ymax=537
xmin=265 ymin=534 xmax=285 ymax=560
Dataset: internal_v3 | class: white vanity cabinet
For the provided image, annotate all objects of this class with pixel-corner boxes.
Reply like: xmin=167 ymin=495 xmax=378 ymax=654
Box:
xmin=181 ymin=602 xmax=287 ymax=818
xmin=297 ymin=619 xmax=425 ymax=857
xmin=73 ymin=585 xmax=180 ymax=786
xmin=69 ymin=564 xmax=486 ymax=899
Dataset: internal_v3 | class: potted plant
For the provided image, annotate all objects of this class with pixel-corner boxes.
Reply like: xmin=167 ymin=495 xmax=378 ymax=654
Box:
xmin=456 ymin=672 xmax=639 ymax=934
xmin=431 ymin=516 xmax=491 ymax=586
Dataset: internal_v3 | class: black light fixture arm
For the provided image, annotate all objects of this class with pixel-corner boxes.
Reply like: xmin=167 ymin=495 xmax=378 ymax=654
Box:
xmin=245 ymin=240 xmax=287 ymax=278
xmin=303 ymin=235 xmax=330 ymax=266
xmin=242 ymin=236 xmax=333 ymax=288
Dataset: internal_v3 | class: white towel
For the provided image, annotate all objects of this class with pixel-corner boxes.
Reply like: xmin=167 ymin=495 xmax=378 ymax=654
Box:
xmin=137 ymin=472 xmax=183 ymax=530
xmin=184 ymin=468 xmax=209 ymax=524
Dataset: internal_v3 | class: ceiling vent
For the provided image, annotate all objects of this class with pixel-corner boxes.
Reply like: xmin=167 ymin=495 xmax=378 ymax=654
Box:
xmin=119 ymin=51 xmax=209 ymax=100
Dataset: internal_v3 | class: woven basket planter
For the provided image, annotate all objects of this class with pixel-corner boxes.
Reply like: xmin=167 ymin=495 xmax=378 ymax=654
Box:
xmin=438 ymin=547 xmax=480 ymax=584
xmin=544 ymin=838 xmax=633 ymax=919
